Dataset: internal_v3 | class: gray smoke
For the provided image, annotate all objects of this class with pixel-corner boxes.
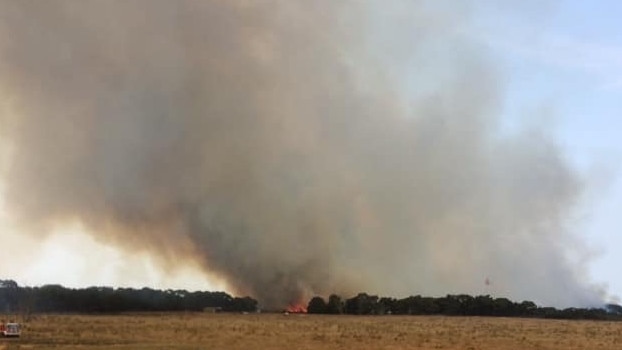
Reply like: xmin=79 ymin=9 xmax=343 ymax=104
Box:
xmin=0 ymin=1 xmax=602 ymax=308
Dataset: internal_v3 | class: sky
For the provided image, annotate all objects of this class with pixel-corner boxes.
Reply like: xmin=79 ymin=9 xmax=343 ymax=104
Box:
xmin=470 ymin=0 xmax=622 ymax=299
xmin=0 ymin=1 xmax=620 ymax=305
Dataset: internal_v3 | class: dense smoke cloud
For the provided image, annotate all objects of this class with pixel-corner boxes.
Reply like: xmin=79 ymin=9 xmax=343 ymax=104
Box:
xmin=0 ymin=1 xmax=601 ymax=308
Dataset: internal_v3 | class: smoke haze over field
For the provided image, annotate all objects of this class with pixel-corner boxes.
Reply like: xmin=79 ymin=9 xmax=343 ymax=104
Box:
xmin=0 ymin=1 xmax=604 ymax=308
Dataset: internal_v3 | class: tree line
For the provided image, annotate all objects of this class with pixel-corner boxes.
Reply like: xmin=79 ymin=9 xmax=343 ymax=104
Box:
xmin=3 ymin=279 xmax=621 ymax=320
xmin=306 ymin=293 xmax=622 ymax=321
xmin=0 ymin=280 xmax=257 ymax=314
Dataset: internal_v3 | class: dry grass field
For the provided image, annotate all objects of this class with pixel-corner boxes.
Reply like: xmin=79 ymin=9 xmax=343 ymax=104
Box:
xmin=0 ymin=313 xmax=621 ymax=349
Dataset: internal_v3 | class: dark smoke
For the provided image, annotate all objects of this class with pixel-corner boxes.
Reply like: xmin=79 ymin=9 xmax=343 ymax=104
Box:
xmin=0 ymin=1 xmax=602 ymax=308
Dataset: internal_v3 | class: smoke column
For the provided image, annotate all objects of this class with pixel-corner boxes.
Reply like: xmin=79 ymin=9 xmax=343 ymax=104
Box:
xmin=0 ymin=1 xmax=602 ymax=308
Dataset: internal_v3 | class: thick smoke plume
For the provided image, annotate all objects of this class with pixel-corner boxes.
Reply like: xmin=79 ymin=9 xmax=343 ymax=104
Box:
xmin=0 ymin=1 xmax=602 ymax=308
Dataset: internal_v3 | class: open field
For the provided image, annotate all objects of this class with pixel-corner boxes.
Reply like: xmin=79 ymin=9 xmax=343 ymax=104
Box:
xmin=1 ymin=313 xmax=621 ymax=349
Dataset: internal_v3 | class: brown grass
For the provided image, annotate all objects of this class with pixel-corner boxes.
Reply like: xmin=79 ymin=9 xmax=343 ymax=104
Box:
xmin=1 ymin=313 xmax=621 ymax=349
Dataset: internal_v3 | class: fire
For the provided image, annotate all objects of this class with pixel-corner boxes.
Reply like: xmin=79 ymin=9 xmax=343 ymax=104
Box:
xmin=285 ymin=303 xmax=307 ymax=313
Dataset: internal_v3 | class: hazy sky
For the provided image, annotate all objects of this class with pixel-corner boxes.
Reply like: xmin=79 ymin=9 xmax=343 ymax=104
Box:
xmin=471 ymin=0 xmax=622 ymax=300
xmin=0 ymin=1 xmax=620 ymax=306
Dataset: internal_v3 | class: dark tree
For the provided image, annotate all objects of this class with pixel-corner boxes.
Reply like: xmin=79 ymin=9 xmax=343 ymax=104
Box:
xmin=0 ymin=280 xmax=19 ymax=313
xmin=379 ymin=297 xmax=396 ymax=314
xmin=473 ymin=295 xmax=494 ymax=315
xmin=307 ymin=296 xmax=327 ymax=314
xmin=223 ymin=296 xmax=257 ymax=312
xmin=326 ymin=294 xmax=344 ymax=314
xmin=492 ymin=297 xmax=515 ymax=316
xmin=606 ymin=304 xmax=622 ymax=315
xmin=517 ymin=300 xmax=537 ymax=316
xmin=345 ymin=293 xmax=379 ymax=315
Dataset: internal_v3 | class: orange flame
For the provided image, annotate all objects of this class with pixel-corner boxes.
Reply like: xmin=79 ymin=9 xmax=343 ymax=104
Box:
xmin=286 ymin=303 xmax=307 ymax=313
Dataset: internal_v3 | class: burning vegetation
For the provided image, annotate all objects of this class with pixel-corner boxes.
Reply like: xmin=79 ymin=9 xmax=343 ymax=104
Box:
xmin=285 ymin=304 xmax=308 ymax=314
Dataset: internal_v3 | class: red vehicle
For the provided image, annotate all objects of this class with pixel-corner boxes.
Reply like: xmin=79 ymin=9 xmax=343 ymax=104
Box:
xmin=0 ymin=322 xmax=20 ymax=337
